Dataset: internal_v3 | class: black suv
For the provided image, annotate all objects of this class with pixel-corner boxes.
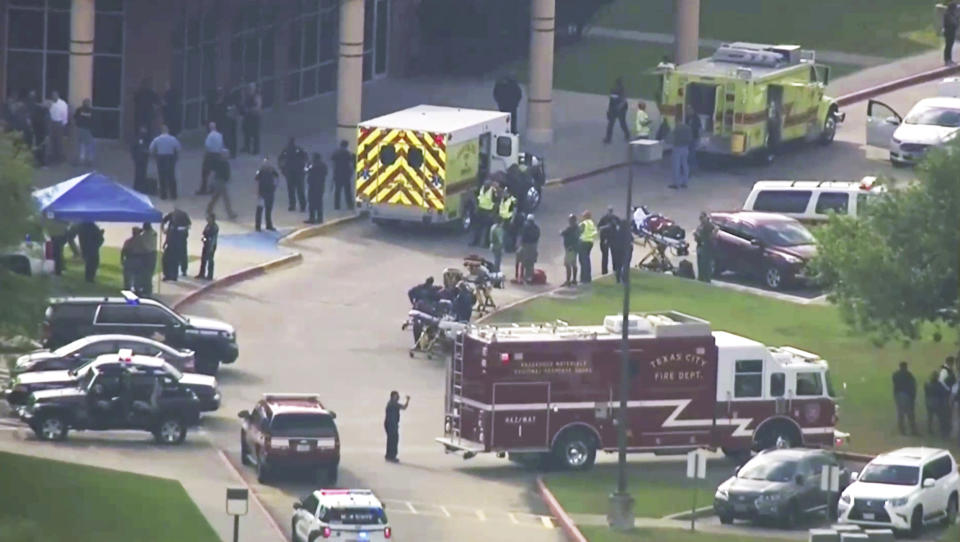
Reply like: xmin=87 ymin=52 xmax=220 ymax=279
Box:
xmin=43 ymin=291 xmax=237 ymax=374
xmin=17 ymin=362 xmax=202 ymax=444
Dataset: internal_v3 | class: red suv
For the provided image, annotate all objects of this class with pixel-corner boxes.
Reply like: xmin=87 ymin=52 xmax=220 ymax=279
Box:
xmin=239 ymin=394 xmax=340 ymax=484
xmin=708 ymin=211 xmax=817 ymax=290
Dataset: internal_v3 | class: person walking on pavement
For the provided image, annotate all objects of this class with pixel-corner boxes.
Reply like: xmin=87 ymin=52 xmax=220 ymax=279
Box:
xmin=489 ymin=218 xmax=504 ymax=273
xmin=161 ymin=206 xmax=191 ymax=277
xmin=597 ymin=206 xmax=621 ymax=277
xmin=196 ymin=213 xmax=218 ymax=280
xmin=493 ymin=74 xmax=522 ymax=134
xmin=670 ymin=113 xmax=693 ymax=189
xmin=633 ymin=101 xmax=651 ymax=140
xmin=255 ymin=156 xmax=279 ymax=232
xmin=131 ymin=126 xmax=151 ymax=194
xmin=945 ymin=2 xmax=959 ymax=65
xmin=76 ymin=221 xmax=104 ymax=283
xmin=518 ymin=214 xmax=540 ymax=283
xmin=578 ymin=211 xmax=597 ymax=284
xmin=305 ymin=152 xmax=328 ymax=224
xmin=892 ymin=361 xmax=918 ymax=436
xmin=198 ymin=122 xmax=224 ymax=195
xmin=241 ymin=83 xmax=262 ymax=154
xmin=73 ymin=98 xmax=94 ymax=166
xmin=278 ymin=137 xmax=308 ymax=212
xmin=925 ymin=371 xmax=945 ymax=436
xmin=471 ymin=180 xmax=497 ymax=247
xmin=331 ymin=140 xmax=355 ymax=211
xmin=207 ymin=150 xmax=237 ymax=220
xmin=685 ymin=105 xmax=702 ymax=171
xmin=121 ymin=227 xmax=141 ymax=290
xmin=561 ymin=214 xmax=580 ymax=286
xmin=149 ymin=125 xmax=181 ymax=200
xmin=47 ymin=91 xmax=68 ymax=164
xmin=603 ymin=77 xmax=629 ymax=144
xmin=694 ymin=212 xmax=716 ymax=282
xmin=384 ymin=391 xmax=410 ymax=462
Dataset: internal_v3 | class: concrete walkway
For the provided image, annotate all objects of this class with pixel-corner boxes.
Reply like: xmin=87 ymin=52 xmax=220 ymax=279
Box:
xmin=585 ymin=26 xmax=892 ymax=67
xmin=569 ymin=513 xmax=805 ymax=541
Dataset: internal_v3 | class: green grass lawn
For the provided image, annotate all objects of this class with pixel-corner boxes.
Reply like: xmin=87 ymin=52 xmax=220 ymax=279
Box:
xmin=0 ymin=451 xmax=218 ymax=542
xmin=546 ymin=462 xmax=730 ymax=519
xmin=490 ymin=272 xmax=959 ymax=456
xmin=593 ymin=0 xmax=940 ymax=58
xmin=579 ymin=526 xmax=785 ymax=542
xmin=43 ymin=246 xmax=195 ymax=297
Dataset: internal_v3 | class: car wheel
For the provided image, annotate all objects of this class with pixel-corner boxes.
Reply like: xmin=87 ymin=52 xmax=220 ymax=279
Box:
xmin=240 ymin=430 xmax=251 ymax=466
xmin=781 ymin=500 xmax=799 ymax=529
xmin=762 ymin=265 xmax=783 ymax=290
xmin=753 ymin=421 xmax=800 ymax=451
xmin=256 ymin=450 xmax=271 ymax=483
xmin=720 ymin=446 xmax=750 ymax=464
xmin=944 ymin=493 xmax=957 ymax=526
xmin=552 ymin=429 xmax=597 ymax=471
xmin=196 ymin=358 xmax=219 ymax=375
xmin=718 ymin=513 xmax=733 ymax=525
xmin=819 ymin=112 xmax=837 ymax=145
xmin=37 ymin=414 xmax=68 ymax=441
xmin=909 ymin=506 xmax=923 ymax=538
xmin=155 ymin=417 xmax=187 ymax=445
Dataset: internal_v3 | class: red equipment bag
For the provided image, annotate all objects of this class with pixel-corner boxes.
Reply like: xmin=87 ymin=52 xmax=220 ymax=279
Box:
xmin=530 ymin=269 xmax=547 ymax=284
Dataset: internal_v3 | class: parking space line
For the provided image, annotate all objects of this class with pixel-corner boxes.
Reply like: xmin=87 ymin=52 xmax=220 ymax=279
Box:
xmin=406 ymin=501 xmax=417 ymax=514
xmin=508 ymin=513 xmax=519 ymax=524
xmin=540 ymin=516 xmax=554 ymax=529
xmin=476 ymin=509 xmax=486 ymax=521
xmin=439 ymin=505 xmax=451 ymax=518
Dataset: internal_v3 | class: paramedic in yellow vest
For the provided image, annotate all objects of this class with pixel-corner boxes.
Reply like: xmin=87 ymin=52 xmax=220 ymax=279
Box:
xmin=633 ymin=101 xmax=651 ymax=140
xmin=471 ymin=180 xmax=496 ymax=248
xmin=578 ymin=210 xmax=598 ymax=284
xmin=498 ymin=188 xmax=517 ymax=251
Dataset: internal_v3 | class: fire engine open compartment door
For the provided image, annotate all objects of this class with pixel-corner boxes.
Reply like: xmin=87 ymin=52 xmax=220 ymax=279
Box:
xmin=491 ymin=382 xmax=550 ymax=451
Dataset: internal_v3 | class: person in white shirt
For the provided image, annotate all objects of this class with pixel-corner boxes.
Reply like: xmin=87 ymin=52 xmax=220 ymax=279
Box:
xmin=47 ymin=90 xmax=68 ymax=164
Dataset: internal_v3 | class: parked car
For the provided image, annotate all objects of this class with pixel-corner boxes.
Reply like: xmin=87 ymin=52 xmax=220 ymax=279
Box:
xmin=714 ymin=448 xmax=850 ymax=528
xmin=42 ymin=291 xmax=237 ymax=374
xmin=17 ymin=359 xmax=202 ymax=444
xmin=865 ymin=97 xmax=960 ymax=165
xmin=0 ymin=236 xmax=54 ymax=277
xmin=12 ymin=334 xmax=195 ymax=375
xmin=6 ymin=351 xmax=220 ymax=412
xmin=838 ymin=447 xmax=959 ymax=537
xmin=742 ymin=177 xmax=887 ymax=224
xmin=292 ymin=489 xmax=391 ymax=542
xmin=708 ymin=211 xmax=818 ymax=290
xmin=239 ymin=394 xmax=340 ymax=484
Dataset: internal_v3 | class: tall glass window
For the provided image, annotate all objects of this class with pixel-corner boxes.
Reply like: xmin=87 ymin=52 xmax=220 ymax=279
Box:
xmin=172 ymin=4 xmax=218 ymax=132
xmin=230 ymin=0 xmax=277 ymax=108
xmin=92 ymin=0 xmax=124 ymax=138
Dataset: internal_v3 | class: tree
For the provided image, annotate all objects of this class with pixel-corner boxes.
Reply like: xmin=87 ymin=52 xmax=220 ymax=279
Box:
xmin=812 ymin=145 xmax=959 ymax=344
xmin=0 ymin=132 xmax=49 ymax=339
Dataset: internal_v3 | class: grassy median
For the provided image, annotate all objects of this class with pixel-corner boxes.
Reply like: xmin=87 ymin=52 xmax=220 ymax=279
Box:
xmin=0 ymin=451 xmax=218 ymax=542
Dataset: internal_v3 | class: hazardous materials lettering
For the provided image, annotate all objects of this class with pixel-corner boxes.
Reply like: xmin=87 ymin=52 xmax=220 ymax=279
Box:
xmin=512 ymin=360 xmax=592 ymax=376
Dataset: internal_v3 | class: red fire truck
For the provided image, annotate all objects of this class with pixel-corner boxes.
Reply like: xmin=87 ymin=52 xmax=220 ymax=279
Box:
xmin=436 ymin=312 xmax=843 ymax=470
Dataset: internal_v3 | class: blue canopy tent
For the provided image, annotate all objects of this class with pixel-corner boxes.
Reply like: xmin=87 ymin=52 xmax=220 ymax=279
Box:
xmin=32 ymin=171 xmax=165 ymax=293
xmin=32 ymin=171 xmax=162 ymax=223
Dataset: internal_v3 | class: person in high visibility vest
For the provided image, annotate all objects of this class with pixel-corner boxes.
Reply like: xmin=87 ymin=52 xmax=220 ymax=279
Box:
xmin=498 ymin=189 xmax=517 ymax=251
xmin=471 ymin=180 xmax=496 ymax=247
xmin=578 ymin=210 xmax=597 ymax=284
xmin=633 ymin=101 xmax=651 ymax=140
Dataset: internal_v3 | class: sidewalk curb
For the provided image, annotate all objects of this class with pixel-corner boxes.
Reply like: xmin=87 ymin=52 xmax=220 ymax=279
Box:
xmin=537 ymin=476 xmax=589 ymax=542
xmin=474 ymin=282 xmax=571 ymax=324
xmin=278 ymin=213 xmax=362 ymax=245
xmin=172 ymin=252 xmax=303 ymax=310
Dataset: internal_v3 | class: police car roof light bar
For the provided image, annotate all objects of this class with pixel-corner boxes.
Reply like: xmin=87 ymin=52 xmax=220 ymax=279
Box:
xmin=121 ymin=290 xmax=140 ymax=304
xmin=263 ymin=393 xmax=323 ymax=403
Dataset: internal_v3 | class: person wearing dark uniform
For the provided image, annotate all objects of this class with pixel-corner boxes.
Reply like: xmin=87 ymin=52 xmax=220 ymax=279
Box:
xmin=196 ymin=213 xmax=218 ymax=280
xmin=130 ymin=126 xmax=151 ymax=194
xmin=76 ymin=221 xmax=104 ymax=283
xmin=331 ymin=140 xmax=355 ymax=210
xmin=493 ymin=75 xmax=522 ymax=134
xmin=694 ymin=212 xmax=716 ymax=283
xmin=944 ymin=2 xmax=959 ymax=65
xmin=453 ymin=282 xmax=475 ymax=323
xmin=161 ymin=206 xmax=191 ymax=278
xmin=278 ymin=137 xmax=308 ymax=212
xmin=596 ymin=206 xmax=621 ymax=277
xmin=384 ymin=391 xmax=409 ymax=463
xmin=603 ymin=77 xmax=629 ymax=144
xmin=893 ymin=361 xmax=918 ymax=436
xmin=255 ymin=157 xmax=279 ymax=232
xmin=305 ymin=152 xmax=328 ymax=224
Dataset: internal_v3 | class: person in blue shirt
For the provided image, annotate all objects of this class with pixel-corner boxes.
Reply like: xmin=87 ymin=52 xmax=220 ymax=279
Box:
xmin=198 ymin=122 xmax=224 ymax=195
xmin=149 ymin=125 xmax=182 ymax=200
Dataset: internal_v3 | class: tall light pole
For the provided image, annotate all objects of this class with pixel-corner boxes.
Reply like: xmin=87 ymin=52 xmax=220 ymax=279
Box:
xmin=607 ymin=140 xmax=641 ymax=531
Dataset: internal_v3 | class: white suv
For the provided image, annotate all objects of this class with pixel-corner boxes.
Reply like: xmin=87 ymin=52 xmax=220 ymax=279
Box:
xmin=292 ymin=489 xmax=391 ymax=542
xmin=838 ymin=447 xmax=959 ymax=536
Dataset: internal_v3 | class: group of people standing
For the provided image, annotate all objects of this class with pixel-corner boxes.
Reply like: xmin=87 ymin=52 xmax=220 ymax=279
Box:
xmin=892 ymin=358 xmax=960 ymax=444
xmin=3 ymin=90 xmax=94 ymax=168
xmin=561 ymin=208 xmax=629 ymax=287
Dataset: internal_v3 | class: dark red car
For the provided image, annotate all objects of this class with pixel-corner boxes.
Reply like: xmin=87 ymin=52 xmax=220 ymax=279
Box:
xmin=708 ymin=211 xmax=817 ymax=290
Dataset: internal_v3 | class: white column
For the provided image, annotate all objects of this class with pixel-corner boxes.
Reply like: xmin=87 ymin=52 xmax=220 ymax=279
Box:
xmin=68 ymin=0 xmax=95 ymax=107
xmin=526 ymin=0 xmax=555 ymax=144
xmin=336 ymin=0 xmax=365 ymax=150
xmin=673 ymin=0 xmax=701 ymax=66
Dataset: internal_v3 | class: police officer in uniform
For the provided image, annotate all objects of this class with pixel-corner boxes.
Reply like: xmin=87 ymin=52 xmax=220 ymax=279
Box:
xmin=694 ymin=212 xmax=715 ymax=283
xmin=196 ymin=213 xmax=218 ymax=280
xmin=384 ymin=391 xmax=410 ymax=463
xmin=578 ymin=211 xmax=597 ymax=283
xmin=278 ymin=137 xmax=308 ymax=212
xmin=305 ymin=152 xmax=328 ymax=224
xmin=597 ymin=206 xmax=621 ymax=277
xmin=472 ymin=180 xmax=496 ymax=247
xmin=161 ymin=206 xmax=191 ymax=278
xmin=331 ymin=140 xmax=355 ymax=211
xmin=255 ymin=157 xmax=279 ymax=232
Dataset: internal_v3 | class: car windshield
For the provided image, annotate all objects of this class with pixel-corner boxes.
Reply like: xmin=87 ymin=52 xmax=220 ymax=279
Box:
xmin=323 ymin=507 xmax=388 ymax=525
xmin=738 ymin=458 xmax=798 ymax=481
xmin=758 ymin=222 xmax=815 ymax=246
xmin=269 ymin=414 xmax=337 ymax=438
xmin=859 ymin=464 xmax=919 ymax=486
xmin=53 ymin=338 xmax=89 ymax=356
xmin=904 ymin=105 xmax=960 ymax=127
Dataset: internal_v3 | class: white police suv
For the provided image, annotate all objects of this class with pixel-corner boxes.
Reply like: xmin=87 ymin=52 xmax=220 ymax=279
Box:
xmin=292 ymin=489 xmax=391 ymax=542
xmin=838 ymin=447 xmax=959 ymax=536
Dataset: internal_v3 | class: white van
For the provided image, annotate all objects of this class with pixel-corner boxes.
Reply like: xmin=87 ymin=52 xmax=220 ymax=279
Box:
xmin=742 ymin=177 xmax=887 ymax=223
